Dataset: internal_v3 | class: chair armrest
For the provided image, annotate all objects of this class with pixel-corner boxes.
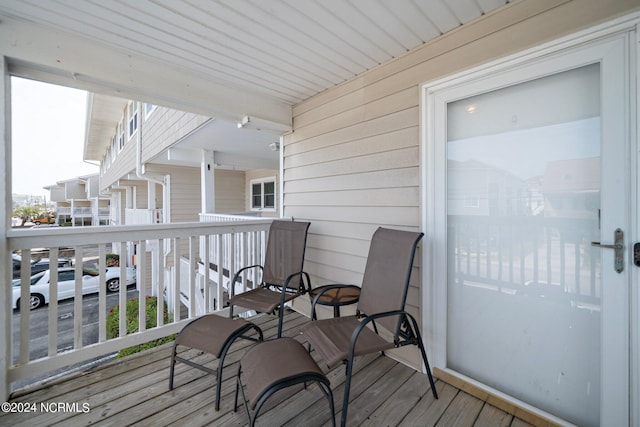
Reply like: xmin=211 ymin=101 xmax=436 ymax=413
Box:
xmin=230 ymin=264 xmax=263 ymax=297
xmin=348 ymin=309 xmax=411 ymax=357
xmin=278 ymin=271 xmax=312 ymax=303
xmin=283 ymin=270 xmax=311 ymax=292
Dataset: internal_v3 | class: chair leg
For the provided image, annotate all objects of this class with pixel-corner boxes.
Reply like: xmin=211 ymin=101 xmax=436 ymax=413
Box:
xmin=234 ymin=365 xmax=242 ymax=413
xmin=216 ymin=324 xmax=264 ymax=410
xmin=320 ymin=382 xmax=336 ymax=427
xmin=408 ymin=315 xmax=438 ymax=400
xmin=168 ymin=342 xmax=178 ymax=390
xmin=416 ymin=333 xmax=438 ymax=399
xmin=277 ymin=308 xmax=284 ymax=338
xmin=341 ymin=356 xmax=355 ymax=427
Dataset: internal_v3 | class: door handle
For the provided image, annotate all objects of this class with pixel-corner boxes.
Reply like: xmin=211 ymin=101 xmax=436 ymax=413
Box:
xmin=591 ymin=228 xmax=624 ymax=273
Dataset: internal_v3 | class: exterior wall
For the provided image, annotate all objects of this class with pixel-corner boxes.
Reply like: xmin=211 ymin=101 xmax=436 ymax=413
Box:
xmin=146 ymin=164 xmax=200 ymax=223
xmin=141 ymin=105 xmax=209 ymax=164
xmin=284 ymin=0 xmax=640 ymax=368
xmin=49 ymin=186 xmax=65 ymax=202
xmin=99 ymin=103 xmax=209 ymax=191
xmin=101 ymin=130 xmax=137 ymax=190
xmin=214 ymin=169 xmax=245 ymax=213
xmin=134 ymin=182 xmax=148 ymax=209
xmin=245 ymin=169 xmax=279 ymax=217
xmin=64 ymin=181 xmax=85 ymax=199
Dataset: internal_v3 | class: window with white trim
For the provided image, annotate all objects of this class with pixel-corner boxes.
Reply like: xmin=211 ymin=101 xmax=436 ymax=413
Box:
xmin=128 ymin=101 xmax=138 ymax=139
xmin=250 ymin=177 xmax=276 ymax=211
xmin=118 ymin=121 xmax=125 ymax=152
xmin=144 ymin=103 xmax=156 ymax=119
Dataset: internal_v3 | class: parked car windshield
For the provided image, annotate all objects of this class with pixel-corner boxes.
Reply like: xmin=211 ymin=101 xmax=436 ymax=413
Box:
xmin=12 ymin=271 xmax=46 ymax=287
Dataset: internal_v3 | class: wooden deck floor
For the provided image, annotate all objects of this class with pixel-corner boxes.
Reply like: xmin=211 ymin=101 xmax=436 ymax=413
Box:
xmin=0 ymin=310 xmax=536 ymax=427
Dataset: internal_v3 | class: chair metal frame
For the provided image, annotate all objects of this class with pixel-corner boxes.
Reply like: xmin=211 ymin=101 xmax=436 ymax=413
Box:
xmin=302 ymin=227 xmax=438 ymax=427
xmin=169 ymin=316 xmax=263 ymax=410
xmin=228 ymin=220 xmax=311 ymax=338
xmin=234 ymin=337 xmax=336 ymax=427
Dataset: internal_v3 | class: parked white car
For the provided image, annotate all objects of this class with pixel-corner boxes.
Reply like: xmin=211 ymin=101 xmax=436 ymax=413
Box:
xmin=12 ymin=266 xmax=136 ymax=310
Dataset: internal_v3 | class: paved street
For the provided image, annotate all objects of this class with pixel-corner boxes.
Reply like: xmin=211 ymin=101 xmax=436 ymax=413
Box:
xmin=11 ymin=287 xmax=138 ymax=364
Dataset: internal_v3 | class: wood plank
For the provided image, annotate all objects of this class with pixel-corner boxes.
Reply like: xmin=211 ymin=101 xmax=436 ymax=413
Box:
xmin=474 ymin=404 xmax=513 ymax=427
xmin=364 ymin=371 xmax=439 ymax=426
xmin=332 ymin=362 xmax=416 ymax=426
xmin=0 ymin=311 xmax=541 ymax=427
xmin=400 ymin=381 xmax=459 ymax=427
xmin=436 ymin=391 xmax=484 ymax=426
xmin=283 ymin=355 xmax=396 ymax=427
xmin=434 ymin=368 xmax=563 ymax=427
xmin=511 ymin=418 xmax=536 ymax=427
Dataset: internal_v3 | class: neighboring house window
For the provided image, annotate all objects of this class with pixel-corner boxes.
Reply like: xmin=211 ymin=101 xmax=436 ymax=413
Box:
xmin=464 ymin=197 xmax=480 ymax=208
xmin=251 ymin=177 xmax=276 ymax=211
xmin=144 ymin=103 xmax=156 ymax=119
xmin=118 ymin=121 xmax=125 ymax=152
xmin=128 ymin=102 xmax=138 ymax=139
xmin=110 ymin=135 xmax=117 ymax=161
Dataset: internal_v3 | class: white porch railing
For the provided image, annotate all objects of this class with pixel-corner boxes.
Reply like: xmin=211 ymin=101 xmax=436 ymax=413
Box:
xmin=6 ymin=218 xmax=273 ymax=388
xmin=125 ymin=208 xmax=163 ymax=225
xmin=199 ymin=212 xmax=262 ymax=222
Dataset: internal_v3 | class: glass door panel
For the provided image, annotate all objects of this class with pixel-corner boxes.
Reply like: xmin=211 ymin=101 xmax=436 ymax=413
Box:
xmin=446 ymin=64 xmax=601 ymax=426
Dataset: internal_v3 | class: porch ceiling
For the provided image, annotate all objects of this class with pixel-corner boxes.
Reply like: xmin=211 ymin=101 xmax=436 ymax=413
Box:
xmin=0 ymin=0 xmax=510 ymax=171
xmin=0 ymin=0 xmax=509 ymax=107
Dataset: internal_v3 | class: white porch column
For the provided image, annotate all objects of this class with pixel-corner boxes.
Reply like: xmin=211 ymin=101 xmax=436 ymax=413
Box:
xmin=70 ymin=199 xmax=75 ymax=227
xmin=1 ymin=55 xmax=11 ymax=402
xmin=201 ymin=149 xmax=215 ymax=214
xmin=147 ymin=180 xmax=157 ymax=224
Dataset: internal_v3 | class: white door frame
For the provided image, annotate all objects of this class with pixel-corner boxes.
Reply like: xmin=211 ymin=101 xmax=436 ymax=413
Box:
xmin=420 ymin=14 xmax=639 ymax=426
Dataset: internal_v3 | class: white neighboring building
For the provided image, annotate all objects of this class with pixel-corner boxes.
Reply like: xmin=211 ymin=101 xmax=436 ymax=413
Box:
xmin=44 ymin=174 xmax=110 ymax=226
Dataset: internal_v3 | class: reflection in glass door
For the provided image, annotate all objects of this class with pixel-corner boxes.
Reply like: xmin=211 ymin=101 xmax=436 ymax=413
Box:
xmin=445 ymin=64 xmax=602 ymax=426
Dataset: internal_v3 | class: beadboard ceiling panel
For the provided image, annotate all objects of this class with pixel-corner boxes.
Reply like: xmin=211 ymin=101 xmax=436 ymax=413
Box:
xmin=0 ymin=0 xmax=509 ymax=105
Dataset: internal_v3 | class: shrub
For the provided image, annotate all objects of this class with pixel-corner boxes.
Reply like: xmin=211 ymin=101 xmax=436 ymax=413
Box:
xmin=107 ymin=296 xmax=175 ymax=358
xmin=106 ymin=253 xmax=120 ymax=267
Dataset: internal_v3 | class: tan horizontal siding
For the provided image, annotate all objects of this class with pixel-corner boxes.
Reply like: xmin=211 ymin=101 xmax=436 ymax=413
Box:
xmin=147 ymin=164 xmax=201 ymax=223
xmin=285 ymin=146 xmax=418 ymax=182
xmin=213 ymin=169 xmax=245 ymax=213
xmin=142 ymin=106 xmax=210 ymax=163
xmin=285 ymin=126 xmax=417 ymax=170
xmin=285 ymin=168 xmax=419 ymax=194
xmin=284 ymin=0 xmax=640 ymax=370
xmin=287 ymin=107 xmax=418 ymax=155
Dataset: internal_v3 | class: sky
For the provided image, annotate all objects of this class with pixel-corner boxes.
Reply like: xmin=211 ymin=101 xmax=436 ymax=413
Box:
xmin=11 ymin=77 xmax=98 ymax=199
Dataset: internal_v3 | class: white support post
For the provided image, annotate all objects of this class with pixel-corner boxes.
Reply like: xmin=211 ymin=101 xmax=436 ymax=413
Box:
xmin=201 ymin=149 xmax=215 ymax=214
xmin=98 ymin=245 xmax=107 ymax=342
xmin=148 ymin=181 xmax=156 ymax=210
xmin=118 ymin=242 xmax=127 ymax=337
xmin=1 ymin=55 xmax=11 ymax=402
xmin=138 ymin=240 xmax=146 ymax=332
xmin=74 ymin=246 xmax=84 ymax=349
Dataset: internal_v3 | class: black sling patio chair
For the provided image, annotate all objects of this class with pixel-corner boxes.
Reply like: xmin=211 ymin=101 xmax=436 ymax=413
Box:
xmin=228 ymin=219 xmax=311 ymax=338
xmin=169 ymin=219 xmax=310 ymax=410
xmin=301 ymin=227 xmax=438 ymax=427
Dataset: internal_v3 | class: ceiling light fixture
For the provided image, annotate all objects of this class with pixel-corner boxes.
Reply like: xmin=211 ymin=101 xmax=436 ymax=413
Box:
xmin=237 ymin=115 xmax=292 ymax=135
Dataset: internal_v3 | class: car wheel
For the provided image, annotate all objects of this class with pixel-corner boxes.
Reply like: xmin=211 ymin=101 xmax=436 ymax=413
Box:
xmin=34 ymin=221 xmax=41 ymax=225
xmin=17 ymin=294 xmax=45 ymax=310
xmin=106 ymin=278 xmax=120 ymax=292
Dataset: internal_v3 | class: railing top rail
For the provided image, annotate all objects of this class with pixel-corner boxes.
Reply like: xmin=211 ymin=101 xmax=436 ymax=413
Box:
xmin=7 ymin=218 xmax=275 ymax=250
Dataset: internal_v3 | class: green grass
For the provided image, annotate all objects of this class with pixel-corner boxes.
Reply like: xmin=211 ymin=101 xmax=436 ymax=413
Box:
xmin=107 ymin=295 xmax=176 ymax=358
